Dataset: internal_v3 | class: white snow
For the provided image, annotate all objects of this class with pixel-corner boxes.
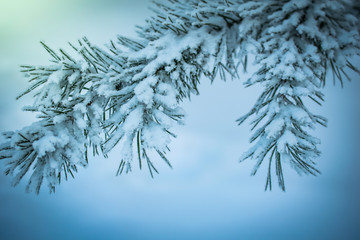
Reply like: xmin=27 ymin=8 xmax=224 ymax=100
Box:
xmin=122 ymin=107 xmax=144 ymax=133
xmin=141 ymin=123 xmax=171 ymax=151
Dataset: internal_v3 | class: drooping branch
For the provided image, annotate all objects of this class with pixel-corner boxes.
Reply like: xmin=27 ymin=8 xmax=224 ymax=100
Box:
xmin=237 ymin=0 xmax=360 ymax=190
xmin=0 ymin=0 xmax=245 ymax=193
xmin=0 ymin=0 xmax=359 ymax=193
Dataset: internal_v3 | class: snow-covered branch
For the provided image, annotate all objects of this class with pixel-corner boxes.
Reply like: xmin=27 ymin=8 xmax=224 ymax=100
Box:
xmin=1 ymin=0 xmax=359 ymax=193
xmin=238 ymin=0 xmax=360 ymax=190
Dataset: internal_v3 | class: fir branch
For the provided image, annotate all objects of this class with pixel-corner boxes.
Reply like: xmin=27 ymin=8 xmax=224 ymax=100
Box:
xmin=1 ymin=0 xmax=360 ymax=193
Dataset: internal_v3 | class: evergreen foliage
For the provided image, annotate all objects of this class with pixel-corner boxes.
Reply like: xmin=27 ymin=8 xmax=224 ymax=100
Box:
xmin=0 ymin=0 xmax=359 ymax=193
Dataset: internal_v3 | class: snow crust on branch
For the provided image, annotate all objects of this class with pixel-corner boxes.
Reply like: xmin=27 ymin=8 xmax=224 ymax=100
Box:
xmin=238 ymin=0 xmax=360 ymax=190
xmin=0 ymin=0 xmax=359 ymax=193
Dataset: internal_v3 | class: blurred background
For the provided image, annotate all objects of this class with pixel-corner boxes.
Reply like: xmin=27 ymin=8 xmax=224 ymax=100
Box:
xmin=0 ymin=0 xmax=359 ymax=239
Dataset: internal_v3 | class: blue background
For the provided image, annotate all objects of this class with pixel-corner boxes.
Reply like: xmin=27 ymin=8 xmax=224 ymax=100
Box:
xmin=1 ymin=1 xmax=359 ymax=239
